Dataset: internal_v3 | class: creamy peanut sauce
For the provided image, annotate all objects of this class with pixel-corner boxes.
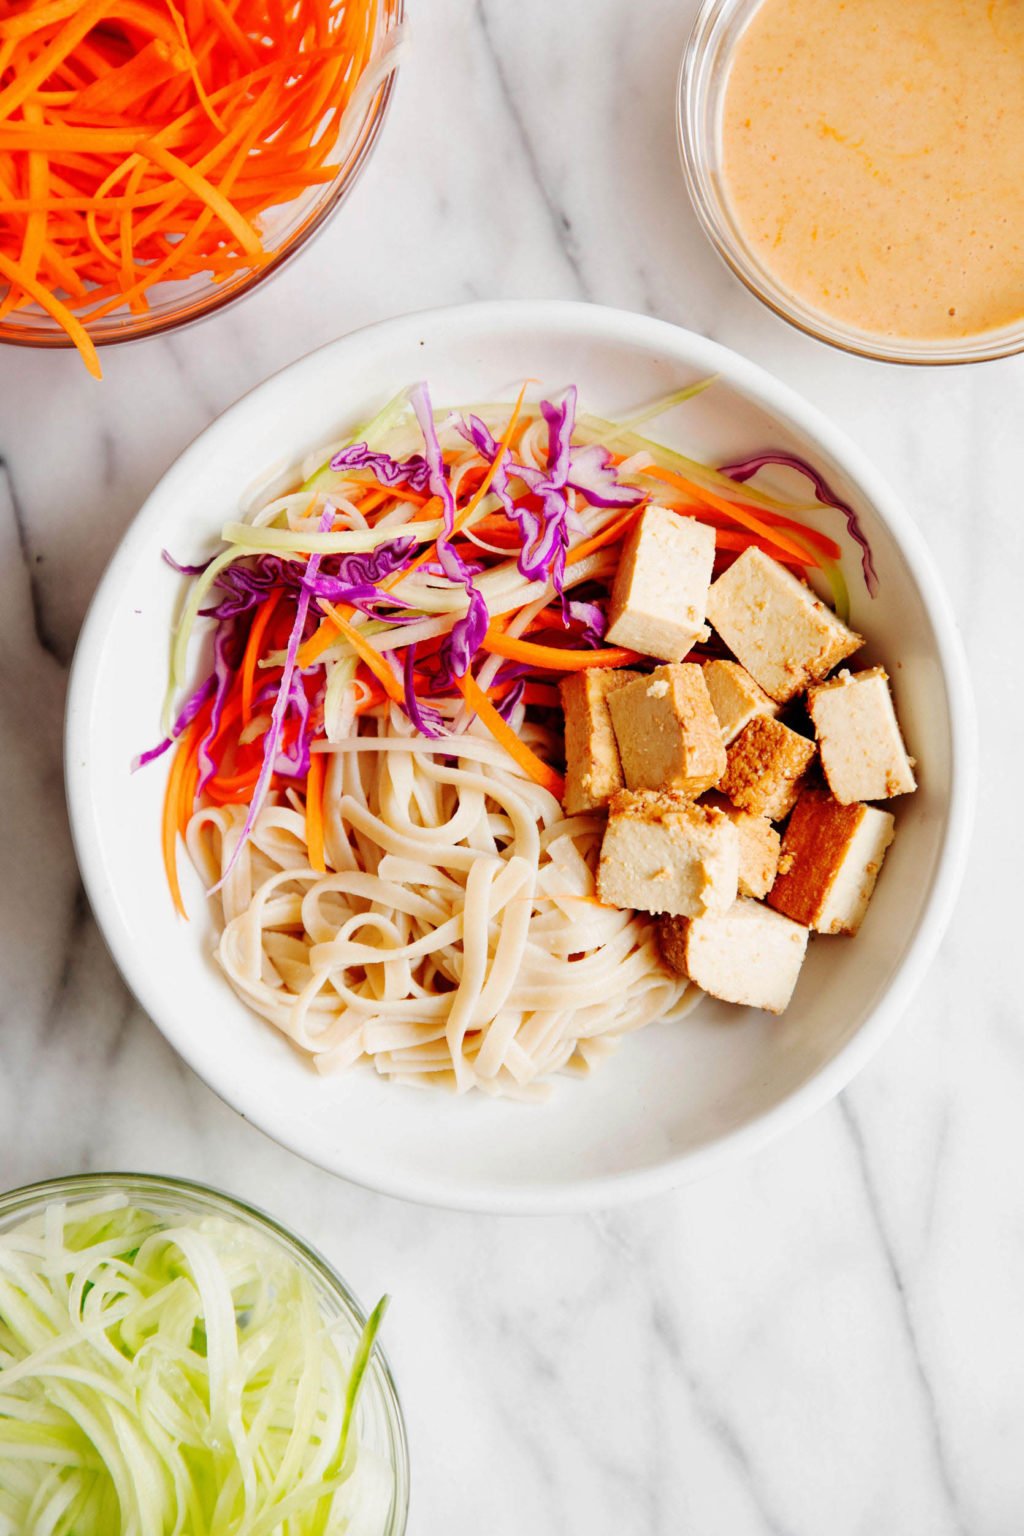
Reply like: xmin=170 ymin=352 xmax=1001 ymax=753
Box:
xmin=721 ymin=0 xmax=1024 ymax=340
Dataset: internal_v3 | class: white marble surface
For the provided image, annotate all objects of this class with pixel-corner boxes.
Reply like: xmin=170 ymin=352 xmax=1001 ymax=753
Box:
xmin=1 ymin=1 xmax=1022 ymax=1530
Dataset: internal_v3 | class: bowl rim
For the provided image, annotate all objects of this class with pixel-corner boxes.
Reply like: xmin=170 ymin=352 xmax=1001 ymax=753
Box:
xmin=64 ymin=298 xmax=978 ymax=1213
xmin=0 ymin=1170 xmax=410 ymax=1532
xmin=0 ymin=0 xmax=404 ymax=354
xmin=676 ymin=0 xmax=1024 ymax=367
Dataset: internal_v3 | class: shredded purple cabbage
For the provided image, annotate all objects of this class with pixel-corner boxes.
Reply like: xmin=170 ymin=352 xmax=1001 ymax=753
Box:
xmin=402 ymin=644 xmax=445 ymax=739
xmin=195 ymin=620 xmax=245 ymax=794
xmin=328 ymin=439 xmax=432 ymax=491
xmin=564 ymin=598 xmax=607 ymax=647
xmin=132 ymin=674 xmax=216 ymax=771
xmin=494 ymin=676 xmax=526 ymax=723
xmin=328 ymin=442 xmax=432 ymax=493
xmin=199 ymin=555 xmax=299 ymax=619
xmin=199 ymin=540 xmax=419 ymax=625
xmin=455 ymin=391 xmax=587 ymax=603
xmin=718 ymin=451 xmax=878 ymax=597
xmin=212 ymin=514 xmax=331 ymax=891
xmin=162 ymin=550 xmax=213 ymax=577
xmin=410 ymin=382 xmax=488 ymax=682
xmin=566 ymin=443 xmax=645 ymax=509
xmin=300 ymin=536 xmax=419 ymax=619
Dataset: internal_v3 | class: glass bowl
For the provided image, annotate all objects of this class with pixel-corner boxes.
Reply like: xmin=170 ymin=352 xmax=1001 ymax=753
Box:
xmin=0 ymin=1171 xmax=410 ymax=1535
xmin=677 ymin=0 xmax=1024 ymax=365
xmin=0 ymin=0 xmax=403 ymax=356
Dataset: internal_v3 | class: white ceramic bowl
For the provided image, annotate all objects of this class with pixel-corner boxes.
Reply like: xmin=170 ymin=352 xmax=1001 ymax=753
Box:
xmin=66 ymin=301 xmax=976 ymax=1213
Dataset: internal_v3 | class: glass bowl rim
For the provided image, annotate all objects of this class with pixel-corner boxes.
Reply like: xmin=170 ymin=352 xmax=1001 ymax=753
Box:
xmin=0 ymin=1170 xmax=410 ymax=1535
xmin=0 ymin=0 xmax=404 ymax=354
xmin=676 ymin=0 xmax=1024 ymax=367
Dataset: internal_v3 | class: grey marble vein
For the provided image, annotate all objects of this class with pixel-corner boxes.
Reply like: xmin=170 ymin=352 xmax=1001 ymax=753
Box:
xmin=839 ymin=1097 xmax=966 ymax=1535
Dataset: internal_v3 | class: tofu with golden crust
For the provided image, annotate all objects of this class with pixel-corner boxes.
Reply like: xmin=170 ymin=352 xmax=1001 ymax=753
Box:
xmin=606 ymin=507 xmax=715 ymax=661
xmin=608 ymin=663 xmax=727 ymax=797
xmin=702 ymin=792 xmax=781 ymax=899
xmin=559 ymin=668 xmax=642 ymax=814
xmin=702 ymin=659 xmax=778 ymax=744
xmin=597 ymin=789 xmax=738 ymax=918
xmin=658 ymin=899 xmax=808 ymax=1014
xmin=719 ymin=716 xmax=816 ymax=821
xmin=807 ymin=667 xmax=916 ymax=804
xmin=767 ymin=789 xmax=895 ymax=935
xmin=706 ymin=547 xmax=863 ymax=702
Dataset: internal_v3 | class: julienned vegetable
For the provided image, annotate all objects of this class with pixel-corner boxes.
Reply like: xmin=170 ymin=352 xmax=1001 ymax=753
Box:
xmin=141 ymin=378 xmax=876 ymax=918
xmin=0 ymin=1195 xmax=391 ymax=1536
xmin=0 ymin=0 xmax=401 ymax=378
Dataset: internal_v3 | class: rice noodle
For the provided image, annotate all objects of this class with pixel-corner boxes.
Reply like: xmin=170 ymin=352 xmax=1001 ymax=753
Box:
xmin=187 ymin=712 xmax=696 ymax=1099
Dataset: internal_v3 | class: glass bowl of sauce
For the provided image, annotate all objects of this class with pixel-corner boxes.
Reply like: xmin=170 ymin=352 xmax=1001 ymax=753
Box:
xmin=678 ymin=0 xmax=1024 ymax=363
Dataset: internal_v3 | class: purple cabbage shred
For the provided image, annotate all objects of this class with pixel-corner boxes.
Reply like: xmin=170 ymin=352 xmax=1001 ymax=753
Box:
xmin=564 ymin=599 xmax=607 ymax=647
xmin=402 ymin=644 xmax=445 ymax=739
xmin=131 ymin=674 xmax=216 ymax=771
xmin=410 ymin=382 xmax=489 ymax=682
xmin=328 ymin=442 xmax=432 ymax=494
xmin=162 ymin=550 xmax=213 ymax=577
xmin=718 ymin=451 xmax=878 ymax=597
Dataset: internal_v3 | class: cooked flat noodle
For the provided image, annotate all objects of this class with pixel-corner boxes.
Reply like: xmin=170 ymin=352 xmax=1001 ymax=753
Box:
xmin=186 ymin=712 xmax=696 ymax=1099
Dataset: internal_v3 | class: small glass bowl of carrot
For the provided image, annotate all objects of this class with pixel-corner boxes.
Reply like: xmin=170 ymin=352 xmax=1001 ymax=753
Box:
xmin=0 ymin=0 xmax=404 ymax=377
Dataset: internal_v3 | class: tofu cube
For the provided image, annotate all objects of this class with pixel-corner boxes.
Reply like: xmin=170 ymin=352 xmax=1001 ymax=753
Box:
xmin=807 ymin=667 xmax=917 ymax=803
xmin=559 ymin=668 xmax=642 ymax=814
xmin=720 ymin=716 xmax=816 ymax=821
xmin=702 ymin=658 xmax=779 ymax=744
xmin=606 ymin=506 xmax=715 ymax=661
xmin=658 ymin=899 xmax=809 ymax=1015
xmin=597 ymin=789 xmax=739 ymax=918
xmin=767 ymin=790 xmax=895 ymax=934
xmin=608 ymin=664 xmax=727 ymax=796
xmin=705 ymin=546 xmax=863 ymax=702
xmin=702 ymin=792 xmax=781 ymax=899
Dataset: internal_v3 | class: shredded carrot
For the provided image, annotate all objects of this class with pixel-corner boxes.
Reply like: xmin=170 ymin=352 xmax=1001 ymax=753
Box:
xmin=0 ymin=0 xmax=387 ymax=375
xmin=713 ymin=528 xmax=811 ymax=567
xmin=160 ymin=703 xmax=211 ymax=919
xmin=644 ymin=467 xmax=819 ymax=567
xmin=481 ymin=629 xmax=641 ymax=671
xmin=305 ymin=747 xmax=326 ymax=873
xmin=522 ymin=681 xmax=562 ymax=708
xmin=0 ymin=250 xmax=100 ymax=376
xmin=240 ymin=589 xmax=281 ymax=723
xmin=320 ymin=602 xmax=405 ymax=704
xmin=455 ymin=672 xmax=566 ymax=800
xmin=295 ymin=598 xmax=357 ymax=670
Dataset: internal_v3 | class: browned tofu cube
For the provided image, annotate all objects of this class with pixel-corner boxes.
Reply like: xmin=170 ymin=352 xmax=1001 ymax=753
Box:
xmin=702 ymin=659 xmax=779 ymax=744
xmin=597 ymin=789 xmax=739 ymax=918
xmin=706 ymin=546 xmax=863 ymax=702
xmin=719 ymin=716 xmax=816 ymax=820
xmin=605 ymin=506 xmax=715 ymax=661
xmin=658 ymin=899 xmax=809 ymax=1014
xmin=559 ymin=668 xmax=642 ymax=814
xmin=767 ymin=790 xmax=895 ymax=935
xmin=702 ymin=792 xmax=781 ymax=899
xmin=607 ymin=664 xmax=727 ymax=797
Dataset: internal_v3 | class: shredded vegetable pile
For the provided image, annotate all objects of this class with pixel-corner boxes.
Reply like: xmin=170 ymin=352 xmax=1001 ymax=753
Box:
xmin=0 ymin=1194 xmax=391 ymax=1535
xmin=0 ymin=0 xmax=399 ymax=377
xmin=142 ymin=379 xmax=876 ymax=1092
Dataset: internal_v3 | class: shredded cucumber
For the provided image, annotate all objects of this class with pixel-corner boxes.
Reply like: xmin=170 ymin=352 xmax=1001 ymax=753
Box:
xmin=576 ymin=412 xmax=820 ymax=514
xmin=604 ymin=377 xmax=717 ymax=437
xmin=301 ymin=387 xmax=416 ymax=493
xmin=0 ymin=1196 xmax=392 ymax=1536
